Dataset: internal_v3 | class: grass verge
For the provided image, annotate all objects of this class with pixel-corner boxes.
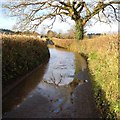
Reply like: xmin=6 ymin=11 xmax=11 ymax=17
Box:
xmin=52 ymin=34 xmax=119 ymax=119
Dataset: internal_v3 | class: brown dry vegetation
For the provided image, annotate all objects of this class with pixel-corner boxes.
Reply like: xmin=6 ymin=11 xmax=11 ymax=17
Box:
xmin=52 ymin=37 xmax=73 ymax=48
xmin=2 ymin=34 xmax=50 ymax=88
xmin=52 ymin=34 xmax=119 ymax=119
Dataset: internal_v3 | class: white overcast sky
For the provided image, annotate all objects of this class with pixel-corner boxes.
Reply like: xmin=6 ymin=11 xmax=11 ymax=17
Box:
xmin=0 ymin=1 xmax=118 ymax=34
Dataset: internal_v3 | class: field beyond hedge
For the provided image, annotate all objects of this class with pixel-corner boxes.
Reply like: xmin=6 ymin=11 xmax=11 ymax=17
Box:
xmin=2 ymin=34 xmax=50 ymax=88
xmin=52 ymin=34 xmax=119 ymax=119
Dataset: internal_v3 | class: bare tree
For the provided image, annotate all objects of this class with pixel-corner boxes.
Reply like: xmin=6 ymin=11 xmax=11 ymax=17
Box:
xmin=43 ymin=72 xmax=63 ymax=87
xmin=3 ymin=0 xmax=120 ymax=40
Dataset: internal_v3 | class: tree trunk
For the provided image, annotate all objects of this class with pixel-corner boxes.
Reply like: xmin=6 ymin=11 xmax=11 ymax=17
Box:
xmin=75 ymin=19 xmax=84 ymax=40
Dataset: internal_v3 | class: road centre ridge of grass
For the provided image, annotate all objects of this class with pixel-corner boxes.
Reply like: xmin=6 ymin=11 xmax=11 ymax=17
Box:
xmin=2 ymin=34 xmax=50 ymax=88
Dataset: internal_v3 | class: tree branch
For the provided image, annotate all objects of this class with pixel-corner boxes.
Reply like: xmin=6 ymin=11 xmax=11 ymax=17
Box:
xmin=83 ymin=2 xmax=91 ymax=16
xmin=109 ymin=4 xmax=120 ymax=22
xmin=3 ymin=0 xmax=120 ymax=32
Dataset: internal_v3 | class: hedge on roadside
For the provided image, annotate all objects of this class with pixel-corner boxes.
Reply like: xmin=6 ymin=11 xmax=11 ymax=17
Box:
xmin=2 ymin=35 xmax=50 ymax=87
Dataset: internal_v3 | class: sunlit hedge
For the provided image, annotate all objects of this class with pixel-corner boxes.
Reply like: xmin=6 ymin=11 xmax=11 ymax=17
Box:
xmin=52 ymin=34 xmax=119 ymax=119
xmin=2 ymin=34 xmax=50 ymax=87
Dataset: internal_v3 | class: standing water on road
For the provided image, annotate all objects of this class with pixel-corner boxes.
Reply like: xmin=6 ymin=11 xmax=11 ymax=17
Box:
xmin=3 ymin=47 xmax=99 ymax=118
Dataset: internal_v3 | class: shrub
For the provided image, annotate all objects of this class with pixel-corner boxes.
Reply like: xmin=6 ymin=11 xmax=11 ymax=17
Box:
xmin=2 ymin=34 xmax=50 ymax=87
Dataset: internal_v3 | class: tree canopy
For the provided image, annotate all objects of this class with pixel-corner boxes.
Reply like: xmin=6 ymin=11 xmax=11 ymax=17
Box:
xmin=3 ymin=0 xmax=120 ymax=40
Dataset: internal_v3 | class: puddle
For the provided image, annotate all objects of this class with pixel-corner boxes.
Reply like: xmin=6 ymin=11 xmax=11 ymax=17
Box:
xmin=3 ymin=47 xmax=87 ymax=116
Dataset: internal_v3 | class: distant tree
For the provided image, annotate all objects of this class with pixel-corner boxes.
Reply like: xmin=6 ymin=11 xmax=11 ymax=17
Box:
xmin=47 ymin=30 xmax=56 ymax=37
xmin=57 ymin=33 xmax=62 ymax=39
xmin=3 ymin=0 xmax=120 ymax=40
xmin=0 ymin=29 xmax=15 ymax=34
xmin=67 ymin=28 xmax=75 ymax=39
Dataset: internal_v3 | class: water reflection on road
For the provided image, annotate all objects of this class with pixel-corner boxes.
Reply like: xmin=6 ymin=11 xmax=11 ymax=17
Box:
xmin=33 ymin=48 xmax=76 ymax=114
xmin=43 ymin=48 xmax=75 ymax=86
xmin=3 ymin=47 xmax=87 ymax=118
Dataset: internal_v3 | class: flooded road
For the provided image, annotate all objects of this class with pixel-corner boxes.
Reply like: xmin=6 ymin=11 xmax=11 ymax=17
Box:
xmin=3 ymin=47 xmax=99 ymax=118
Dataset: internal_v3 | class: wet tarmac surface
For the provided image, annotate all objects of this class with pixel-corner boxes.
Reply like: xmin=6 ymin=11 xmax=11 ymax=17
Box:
xmin=2 ymin=47 xmax=100 ymax=118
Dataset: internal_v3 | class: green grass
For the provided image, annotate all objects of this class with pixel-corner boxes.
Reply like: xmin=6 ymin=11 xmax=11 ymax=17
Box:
xmin=77 ymin=35 xmax=119 ymax=119
xmin=52 ymin=34 xmax=119 ymax=119
xmin=88 ymin=50 xmax=119 ymax=119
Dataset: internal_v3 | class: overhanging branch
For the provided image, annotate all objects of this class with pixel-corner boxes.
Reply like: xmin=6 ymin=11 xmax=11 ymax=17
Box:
xmin=109 ymin=4 xmax=120 ymax=22
xmin=3 ymin=0 xmax=120 ymax=31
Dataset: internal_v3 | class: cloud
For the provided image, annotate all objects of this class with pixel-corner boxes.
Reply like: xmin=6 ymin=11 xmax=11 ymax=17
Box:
xmin=86 ymin=22 xmax=118 ymax=34
xmin=37 ymin=16 xmax=75 ymax=34
xmin=0 ymin=14 xmax=16 ymax=30
xmin=0 ymin=4 xmax=17 ymax=30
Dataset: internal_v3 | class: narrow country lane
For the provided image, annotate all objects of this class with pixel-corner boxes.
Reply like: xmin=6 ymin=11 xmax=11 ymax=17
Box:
xmin=3 ymin=47 xmax=100 ymax=118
